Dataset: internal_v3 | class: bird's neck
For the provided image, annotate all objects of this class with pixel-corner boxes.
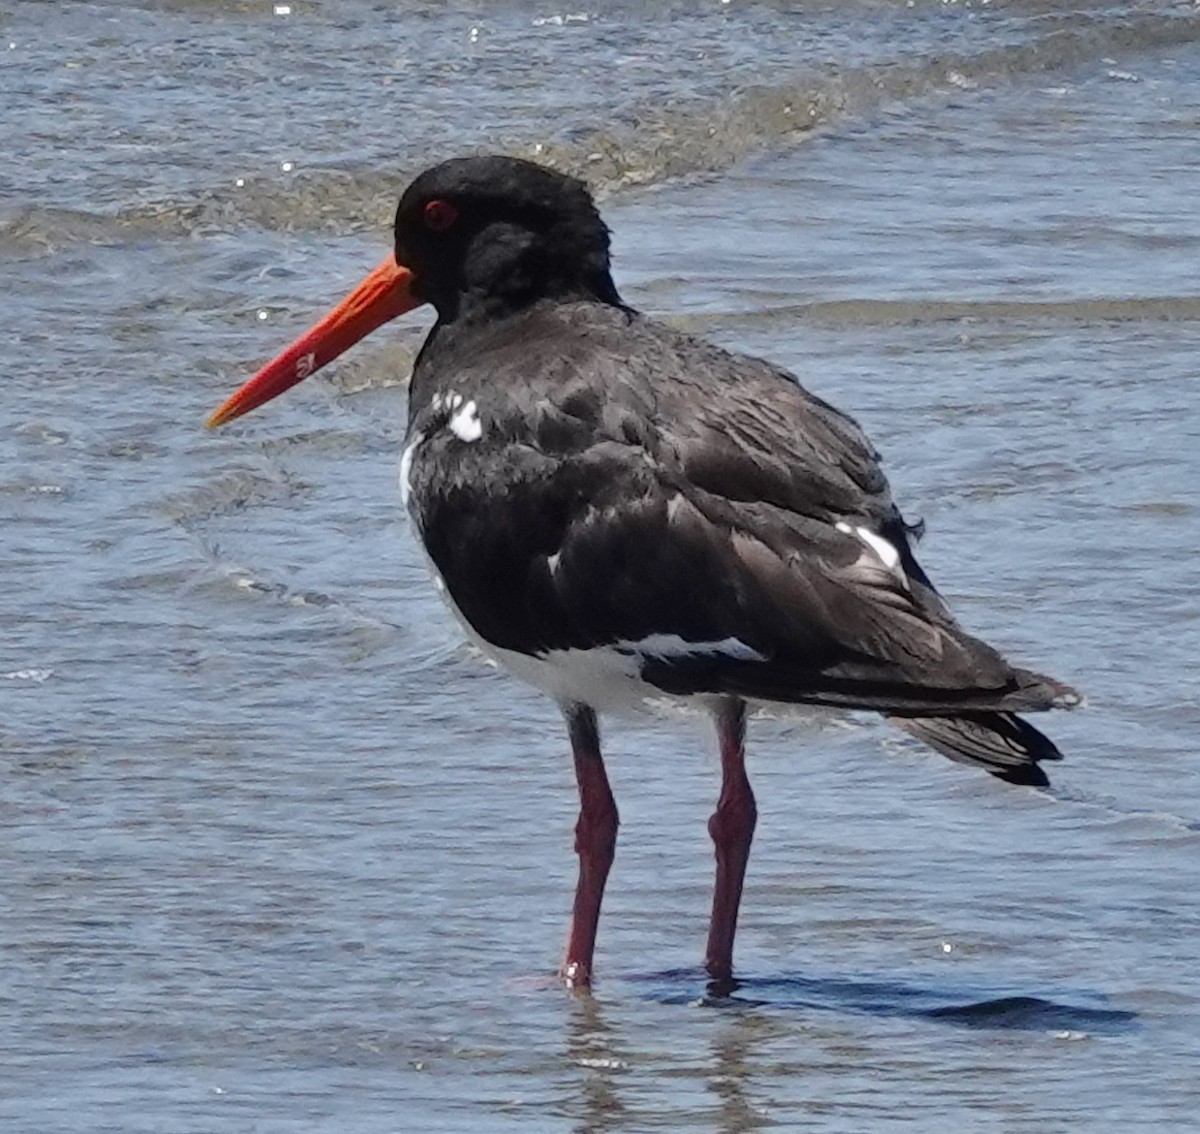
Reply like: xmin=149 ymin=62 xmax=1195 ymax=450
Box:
xmin=429 ymin=220 xmax=625 ymax=325
xmin=409 ymin=288 xmax=630 ymax=407
xmin=442 ymin=269 xmax=624 ymax=327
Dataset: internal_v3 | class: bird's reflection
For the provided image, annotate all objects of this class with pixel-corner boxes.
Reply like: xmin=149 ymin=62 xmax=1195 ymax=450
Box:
xmin=564 ymin=993 xmax=628 ymax=1134
xmin=559 ymin=966 xmax=1134 ymax=1133
xmin=705 ymin=1004 xmax=775 ymax=1133
xmin=563 ymin=975 xmax=774 ymax=1134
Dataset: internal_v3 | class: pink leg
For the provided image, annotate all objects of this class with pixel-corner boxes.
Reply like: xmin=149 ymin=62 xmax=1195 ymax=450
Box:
xmin=560 ymin=704 xmax=618 ymax=990
xmin=705 ymin=698 xmax=756 ymax=982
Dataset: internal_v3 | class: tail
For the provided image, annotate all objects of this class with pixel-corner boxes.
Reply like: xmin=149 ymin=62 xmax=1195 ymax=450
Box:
xmin=889 ymin=711 xmax=1065 ymax=788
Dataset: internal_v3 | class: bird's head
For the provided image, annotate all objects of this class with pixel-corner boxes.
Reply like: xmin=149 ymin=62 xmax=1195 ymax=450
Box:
xmin=207 ymin=155 xmax=619 ymax=428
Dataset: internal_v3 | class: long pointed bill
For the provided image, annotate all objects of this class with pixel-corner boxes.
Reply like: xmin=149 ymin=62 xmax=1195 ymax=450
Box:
xmin=206 ymin=256 xmax=420 ymax=428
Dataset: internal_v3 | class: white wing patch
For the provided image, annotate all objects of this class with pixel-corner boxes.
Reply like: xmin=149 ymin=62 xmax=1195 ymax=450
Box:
xmin=836 ymin=521 xmax=901 ymax=571
xmin=614 ymin=634 xmax=766 ymax=662
xmin=504 ymin=637 xmax=764 ymax=715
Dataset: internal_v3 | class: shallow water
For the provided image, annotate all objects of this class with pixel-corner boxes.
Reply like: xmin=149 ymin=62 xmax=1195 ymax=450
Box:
xmin=3 ymin=2 xmax=1200 ymax=1131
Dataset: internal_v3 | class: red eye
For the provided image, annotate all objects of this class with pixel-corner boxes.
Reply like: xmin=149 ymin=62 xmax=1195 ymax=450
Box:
xmin=423 ymin=199 xmax=458 ymax=232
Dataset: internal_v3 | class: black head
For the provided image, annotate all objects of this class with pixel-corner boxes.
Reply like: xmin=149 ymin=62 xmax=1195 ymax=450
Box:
xmin=206 ymin=156 xmax=625 ymax=427
xmin=393 ymin=155 xmax=624 ymax=321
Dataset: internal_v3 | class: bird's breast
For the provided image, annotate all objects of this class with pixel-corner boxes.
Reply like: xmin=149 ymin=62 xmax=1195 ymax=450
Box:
xmin=400 ymin=384 xmax=500 ymax=513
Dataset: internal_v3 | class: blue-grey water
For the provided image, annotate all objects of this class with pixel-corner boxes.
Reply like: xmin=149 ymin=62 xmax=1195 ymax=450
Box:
xmin=3 ymin=2 xmax=1199 ymax=1130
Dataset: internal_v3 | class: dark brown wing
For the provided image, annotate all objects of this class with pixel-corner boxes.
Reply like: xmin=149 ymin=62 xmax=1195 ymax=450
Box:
xmin=411 ymin=308 xmax=1070 ymax=715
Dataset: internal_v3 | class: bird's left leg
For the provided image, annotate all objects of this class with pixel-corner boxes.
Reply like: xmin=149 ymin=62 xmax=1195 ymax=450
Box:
xmin=704 ymin=697 xmax=756 ymax=983
xmin=561 ymin=703 xmax=619 ymax=990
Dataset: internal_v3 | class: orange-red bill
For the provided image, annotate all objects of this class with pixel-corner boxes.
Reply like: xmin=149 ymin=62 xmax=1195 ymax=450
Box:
xmin=206 ymin=256 xmax=420 ymax=428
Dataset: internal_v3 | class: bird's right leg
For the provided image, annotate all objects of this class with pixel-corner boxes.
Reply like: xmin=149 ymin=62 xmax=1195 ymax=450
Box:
xmin=705 ymin=697 xmax=756 ymax=984
xmin=560 ymin=703 xmax=619 ymax=990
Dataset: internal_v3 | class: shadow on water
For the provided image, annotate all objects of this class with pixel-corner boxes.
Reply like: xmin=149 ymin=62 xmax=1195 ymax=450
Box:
xmin=558 ymin=974 xmax=1137 ymax=1134
xmin=636 ymin=969 xmax=1138 ymax=1035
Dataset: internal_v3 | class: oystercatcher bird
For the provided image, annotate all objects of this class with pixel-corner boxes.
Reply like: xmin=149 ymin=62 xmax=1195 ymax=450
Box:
xmin=208 ymin=155 xmax=1078 ymax=988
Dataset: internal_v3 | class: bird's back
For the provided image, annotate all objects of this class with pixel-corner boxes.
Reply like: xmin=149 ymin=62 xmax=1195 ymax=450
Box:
xmin=404 ymin=300 xmax=1074 ymax=721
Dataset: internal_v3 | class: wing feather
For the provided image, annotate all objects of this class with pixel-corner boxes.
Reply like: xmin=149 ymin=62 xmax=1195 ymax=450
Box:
xmin=412 ymin=306 xmax=1066 ymax=713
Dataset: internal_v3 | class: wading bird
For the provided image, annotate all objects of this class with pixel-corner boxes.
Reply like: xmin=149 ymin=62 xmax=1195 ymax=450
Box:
xmin=208 ymin=156 xmax=1077 ymax=989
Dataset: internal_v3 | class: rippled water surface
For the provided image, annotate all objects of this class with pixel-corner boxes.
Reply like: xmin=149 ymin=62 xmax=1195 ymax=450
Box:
xmin=4 ymin=2 xmax=1200 ymax=1131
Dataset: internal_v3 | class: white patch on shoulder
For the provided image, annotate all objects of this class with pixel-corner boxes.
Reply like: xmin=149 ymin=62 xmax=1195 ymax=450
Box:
xmin=836 ymin=520 xmax=901 ymax=571
xmin=448 ymin=398 xmax=483 ymax=443
xmin=546 ymin=551 xmax=562 ymax=577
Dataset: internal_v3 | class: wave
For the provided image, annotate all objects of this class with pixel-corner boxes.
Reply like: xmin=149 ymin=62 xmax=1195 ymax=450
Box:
xmin=693 ymin=296 xmax=1200 ymax=331
xmin=3 ymin=7 xmax=1198 ymax=254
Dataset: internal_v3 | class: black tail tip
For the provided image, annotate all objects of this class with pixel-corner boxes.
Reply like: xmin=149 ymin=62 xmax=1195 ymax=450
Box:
xmin=889 ymin=712 xmax=1062 ymax=788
